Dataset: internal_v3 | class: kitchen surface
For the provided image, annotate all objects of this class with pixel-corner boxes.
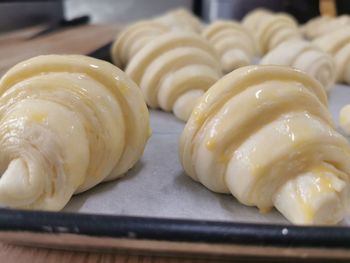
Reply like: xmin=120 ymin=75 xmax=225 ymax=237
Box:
xmin=1 ymin=0 xmax=350 ymax=262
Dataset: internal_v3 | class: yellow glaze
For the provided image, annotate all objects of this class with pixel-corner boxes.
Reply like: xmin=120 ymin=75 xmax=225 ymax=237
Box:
xmin=30 ymin=112 xmax=48 ymax=123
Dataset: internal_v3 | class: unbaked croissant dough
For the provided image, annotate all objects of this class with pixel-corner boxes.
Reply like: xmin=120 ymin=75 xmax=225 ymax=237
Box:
xmin=313 ymin=26 xmax=350 ymax=85
xmin=0 ymin=55 xmax=150 ymax=211
xmin=301 ymin=15 xmax=350 ymax=40
xmin=203 ymin=21 xmax=256 ymax=74
xmin=154 ymin=8 xmax=203 ymax=33
xmin=243 ymin=9 xmax=301 ymax=54
xmin=261 ymin=39 xmax=335 ymax=92
xmin=339 ymin=104 xmax=350 ymax=135
xmin=180 ymin=65 xmax=350 ymax=225
xmin=111 ymin=20 xmax=170 ymax=69
xmin=126 ymin=31 xmax=222 ymax=121
xmin=242 ymin=8 xmax=271 ymax=33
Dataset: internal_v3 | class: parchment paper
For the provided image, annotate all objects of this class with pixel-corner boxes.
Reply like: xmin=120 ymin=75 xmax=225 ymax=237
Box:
xmin=64 ymin=84 xmax=350 ymax=226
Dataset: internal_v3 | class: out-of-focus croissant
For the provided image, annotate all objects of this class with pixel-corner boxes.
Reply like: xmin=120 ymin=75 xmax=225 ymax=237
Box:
xmin=202 ymin=21 xmax=256 ymax=74
xmin=154 ymin=8 xmax=203 ymax=33
xmin=243 ymin=9 xmax=301 ymax=54
xmin=111 ymin=20 xmax=170 ymax=69
xmin=261 ymin=39 xmax=335 ymax=92
xmin=180 ymin=65 xmax=350 ymax=225
xmin=242 ymin=8 xmax=271 ymax=33
xmin=313 ymin=26 xmax=350 ymax=85
xmin=301 ymin=15 xmax=350 ymax=40
xmin=126 ymin=31 xmax=222 ymax=121
xmin=0 ymin=55 xmax=150 ymax=210
xmin=340 ymin=104 xmax=350 ymax=135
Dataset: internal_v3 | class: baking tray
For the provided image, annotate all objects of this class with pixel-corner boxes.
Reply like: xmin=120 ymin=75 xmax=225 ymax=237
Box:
xmin=0 ymin=44 xmax=350 ymax=261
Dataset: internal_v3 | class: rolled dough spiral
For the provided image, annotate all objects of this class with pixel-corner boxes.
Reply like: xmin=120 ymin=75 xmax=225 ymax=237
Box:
xmin=313 ymin=26 xmax=350 ymax=85
xmin=154 ymin=8 xmax=203 ymax=33
xmin=243 ymin=9 xmax=301 ymax=55
xmin=203 ymin=20 xmax=256 ymax=74
xmin=180 ymin=65 xmax=350 ymax=225
xmin=261 ymin=39 xmax=335 ymax=92
xmin=0 ymin=55 xmax=150 ymax=210
xmin=126 ymin=31 xmax=222 ymax=121
xmin=301 ymin=15 xmax=350 ymax=40
xmin=111 ymin=20 xmax=170 ymax=69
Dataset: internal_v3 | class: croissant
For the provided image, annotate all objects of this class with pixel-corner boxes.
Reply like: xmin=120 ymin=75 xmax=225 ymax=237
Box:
xmin=202 ymin=21 xmax=256 ymax=73
xmin=242 ymin=8 xmax=271 ymax=32
xmin=154 ymin=8 xmax=203 ymax=33
xmin=339 ymin=105 xmax=350 ymax=135
xmin=126 ymin=31 xmax=222 ymax=121
xmin=111 ymin=20 xmax=170 ymax=69
xmin=301 ymin=15 xmax=350 ymax=40
xmin=261 ymin=39 xmax=335 ymax=92
xmin=0 ymin=55 xmax=150 ymax=210
xmin=313 ymin=26 xmax=350 ymax=85
xmin=180 ymin=65 xmax=350 ymax=225
xmin=243 ymin=9 xmax=301 ymax=54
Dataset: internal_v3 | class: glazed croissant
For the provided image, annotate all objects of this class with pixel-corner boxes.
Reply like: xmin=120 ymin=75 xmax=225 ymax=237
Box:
xmin=0 ymin=55 xmax=150 ymax=210
xmin=202 ymin=21 xmax=256 ymax=74
xmin=261 ymin=39 xmax=335 ymax=92
xmin=126 ymin=31 xmax=222 ymax=121
xmin=313 ymin=26 xmax=350 ymax=85
xmin=180 ymin=65 xmax=350 ymax=225
xmin=154 ymin=8 xmax=203 ymax=33
xmin=301 ymin=15 xmax=350 ymax=40
xmin=111 ymin=20 xmax=170 ymax=69
xmin=243 ymin=9 xmax=301 ymax=54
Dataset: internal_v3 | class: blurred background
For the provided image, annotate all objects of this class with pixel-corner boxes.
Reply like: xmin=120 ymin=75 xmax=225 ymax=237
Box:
xmin=1 ymin=0 xmax=350 ymax=33
xmin=0 ymin=0 xmax=349 ymax=76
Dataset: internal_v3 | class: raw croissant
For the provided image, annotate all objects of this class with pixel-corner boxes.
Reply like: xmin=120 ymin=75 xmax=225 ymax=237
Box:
xmin=313 ymin=26 xmax=350 ymax=85
xmin=154 ymin=8 xmax=203 ymax=33
xmin=180 ymin=65 xmax=350 ymax=225
xmin=202 ymin=21 xmax=256 ymax=74
xmin=243 ymin=9 xmax=301 ymax=54
xmin=261 ymin=39 xmax=335 ymax=92
xmin=126 ymin=31 xmax=222 ymax=121
xmin=339 ymin=105 xmax=350 ymax=135
xmin=0 ymin=55 xmax=150 ymax=210
xmin=301 ymin=15 xmax=350 ymax=40
xmin=111 ymin=20 xmax=170 ymax=69
xmin=242 ymin=8 xmax=271 ymax=33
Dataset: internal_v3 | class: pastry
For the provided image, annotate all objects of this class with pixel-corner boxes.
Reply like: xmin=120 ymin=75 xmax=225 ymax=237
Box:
xmin=154 ymin=8 xmax=203 ymax=33
xmin=339 ymin=104 xmax=350 ymax=135
xmin=203 ymin=20 xmax=256 ymax=73
xmin=242 ymin=8 xmax=271 ymax=33
xmin=313 ymin=26 xmax=350 ymax=84
xmin=180 ymin=65 xmax=350 ymax=225
xmin=111 ymin=20 xmax=170 ymax=69
xmin=301 ymin=15 xmax=350 ymax=40
xmin=261 ymin=39 xmax=335 ymax=92
xmin=126 ymin=31 xmax=222 ymax=121
xmin=243 ymin=9 xmax=301 ymax=54
xmin=0 ymin=55 xmax=150 ymax=210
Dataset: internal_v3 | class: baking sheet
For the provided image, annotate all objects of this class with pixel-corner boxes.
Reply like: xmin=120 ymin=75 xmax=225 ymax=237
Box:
xmin=63 ymin=84 xmax=350 ymax=226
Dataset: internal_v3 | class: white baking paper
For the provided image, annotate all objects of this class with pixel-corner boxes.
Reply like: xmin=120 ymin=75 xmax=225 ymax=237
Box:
xmin=64 ymin=84 xmax=350 ymax=226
